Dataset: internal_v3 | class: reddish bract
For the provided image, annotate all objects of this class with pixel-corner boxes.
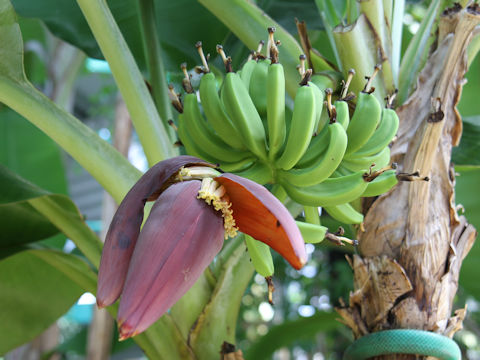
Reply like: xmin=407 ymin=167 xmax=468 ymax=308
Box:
xmin=216 ymin=173 xmax=307 ymax=269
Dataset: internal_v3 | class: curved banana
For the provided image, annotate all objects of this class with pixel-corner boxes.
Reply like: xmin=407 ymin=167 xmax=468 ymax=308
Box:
xmin=232 ymin=161 xmax=273 ymax=185
xmin=342 ymin=146 xmax=390 ymax=172
xmin=353 ymin=107 xmax=399 ymax=157
xmin=240 ymin=59 xmax=257 ymax=87
xmin=199 ymin=72 xmax=245 ymax=150
xmin=278 ymin=122 xmax=348 ymax=187
xmin=177 ymin=115 xmax=223 ymax=164
xmin=345 ymin=91 xmax=382 ymax=155
xmin=280 ymin=170 xmax=369 ymax=207
xmin=249 ymin=59 xmax=270 ymax=118
xmin=334 ymin=100 xmax=350 ymax=130
xmin=324 ymin=203 xmax=364 ymax=224
xmin=304 ymin=206 xmax=321 ymax=225
xmin=296 ymin=221 xmax=328 ymax=244
xmin=245 ymin=234 xmax=274 ymax=277
xmin=276 ymin=83 xmax=317 ymax=170
xmin=222 ymin=71 xmax=268 ymax=160
xmin=267 ymin=62 xmax=286 ymax=160
xmin=295 ymin=125 xmax=329 ymax=169
xmin=182 ymin=93 xmax=252 ymax=163
xmin=309 ymin=81 xmax=326 ymax=135
xmin=362 ymin=169 xmax=398 ymax=197
xmin=216 ymin=157 xmax=255 ymax=173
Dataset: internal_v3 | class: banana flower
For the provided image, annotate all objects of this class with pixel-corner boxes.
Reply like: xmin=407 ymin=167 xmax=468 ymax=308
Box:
xmin=96 ymin=156 xmax=306 ymax=339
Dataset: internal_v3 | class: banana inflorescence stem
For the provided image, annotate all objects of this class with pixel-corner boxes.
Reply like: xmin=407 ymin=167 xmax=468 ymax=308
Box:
xmin=167 ymin=119 xmax=178 ymax=132
xmin=268 ymin=27 xmax=279 ymax=64
xmin=325 ymin=87 xmax=336 ymax=122
xmin=396 ymin=170 xmax=430 ymax=182
xmin=180 ymin=62 xmax=193 ymax=94
xmin=363 ymin=64 xmax=381 ymax=94
xmin=385 ymin=89 xmax=398 ymax=109
xmin=168 ymin=84 xmax=183 ymax=113
xmin=248 ymin=40 xmax=265 ymax=61
xmin=266 ymin=276 xmax=275 ymax=305
xmin=341 ymin=68 xmax=356 ymax=99
xmin=325 ymin=230 xmax=358 ymax=246
xmin=298 ymin=54 xmax=306 ymax=77
xmin=216 ymin=45 xmax=233 ymax=72
xmin=363 ymin=163 xmax=397 ymax=182
xmin=299 ymin=68 xmax=312 ymax=86
xmin=195 ymin=41 xmax=210 ymax=73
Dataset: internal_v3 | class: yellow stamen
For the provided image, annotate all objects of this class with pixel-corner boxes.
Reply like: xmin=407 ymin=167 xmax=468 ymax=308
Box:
xmin=198 ymin=178 xmax=238 ymax=239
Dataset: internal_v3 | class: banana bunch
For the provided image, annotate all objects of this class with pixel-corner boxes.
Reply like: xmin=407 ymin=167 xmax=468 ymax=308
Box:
xmin=170 ymin=29 xmax=400 ymax=277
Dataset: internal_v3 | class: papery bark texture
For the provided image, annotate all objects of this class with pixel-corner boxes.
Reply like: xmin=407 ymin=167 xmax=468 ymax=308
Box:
xmin=337 ymin=7 xmax=479 ymax=360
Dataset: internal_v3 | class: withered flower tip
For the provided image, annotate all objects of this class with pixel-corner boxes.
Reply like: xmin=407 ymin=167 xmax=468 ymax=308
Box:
xmin=96 ymin=156 xmax=306 ymax=340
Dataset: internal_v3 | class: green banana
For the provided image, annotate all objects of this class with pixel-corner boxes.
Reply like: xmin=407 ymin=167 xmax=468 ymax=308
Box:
xmin=296 ymin=221 xmax=328 ymax=244
xmin=245 ymin=234 xmax=274 ymax=277
xmin=353 ymin=107 xmax=399 ymax=157
xmin=334 ymin=99 xmax=350 ymax=130
xmin=278 ymin=121 xmax=348 ymax=187
xmin=309 ymin=81 xmax=326 ymax=135
xmin=181 ymin=93 xmax=252 ymax=163
xmin=177 ymin=114 xmax=223 ymax=164
xmin=276 ymin=83 xmax=317 ymax=170
xmin=362 ymin=169 xmax=398 ymax=197
xmin=295 ymin=125 xmax=330 ymax=169
xmin=324 ymin=203 xmax=364 ymax=224
xmin=217 ymin=157 xmax=255 ymax=173
xmin=222 ymin=71 xmax=268 ymax=160
xmin=239 ymin=59 xmax=257 ymax=87
xmin=233 ymin=161 xmax=273 ymax=185
xmin=267 ymin=62 xmax=286 ymax=160
xmin=249 ymin=58 xmax=270 ymax=118
xmin=280 ymin=170 xmax=369 ymax=207
xmin=310 ymin=73 xmax=333 ymax=93
xmin=199 ymin=72 xmax=245 ymax=150
xmin=304 ymin=206 xmax=321 ymax=225
xmin=342 ymin=146 xmax=391 ymax=172
xmin=345 ymin=91 xmax=382 ymax=155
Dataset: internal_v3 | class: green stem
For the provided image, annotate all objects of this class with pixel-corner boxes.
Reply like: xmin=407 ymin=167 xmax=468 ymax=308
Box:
xmin=189 ymin=242 xmax=254 ymax=359
xmin=198 ymin=0 xmax=311 ymax=98
xmin=75 ymin=0 xmax=175 ymax=165
xmin=391 ymin=0 xmax=405 ymax=84
xmin=138 ymin=0 xmax=176 ymax=142
xmin=212 ymin=233 xmax=245 ymax=277
xmin=333 ymin=14 xmax=386 ymax=101
xmin=29 ymin=196 xmax=103 ymax=269
xmin=0 ymin=77 xmax=140 ymax=203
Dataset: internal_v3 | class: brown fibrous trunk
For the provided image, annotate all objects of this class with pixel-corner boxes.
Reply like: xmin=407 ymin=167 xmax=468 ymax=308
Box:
xmin=337 ymin=6 xmax=480 ymax=360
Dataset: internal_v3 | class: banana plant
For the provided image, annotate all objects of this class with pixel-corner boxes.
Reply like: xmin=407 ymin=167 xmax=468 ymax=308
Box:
xmin=2 ymin=0 xmax=480 ymax=359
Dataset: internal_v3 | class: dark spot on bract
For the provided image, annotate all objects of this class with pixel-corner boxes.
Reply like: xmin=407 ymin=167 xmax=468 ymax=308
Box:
xmin=117 ymin=233 xmax=131 ymax=249
xmin=276 ymin=220 xmax=281 ymax=227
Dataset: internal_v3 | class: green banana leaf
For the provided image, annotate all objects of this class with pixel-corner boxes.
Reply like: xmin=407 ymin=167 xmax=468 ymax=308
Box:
xmin=397 ymin=0 xmax=440 ymax=104
xmin=11 ymin=0 xmax=229 ymax=72
xmin=452 ymin=116 xmax=480 ymax=166
xmin=0 ymin=247 xmax=97 ymax=355
xmin=0 ymin=164 xmax=102 ymax=266
xmin=457 ymin=166 xmax=480 ymax=300
xmin=245 ymin=311 xmax=340 ymax=360
xmin=0 ymin=0 xmax=142 ymax=203
xmin=458 ymin=54 xmax=480 ymax=117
